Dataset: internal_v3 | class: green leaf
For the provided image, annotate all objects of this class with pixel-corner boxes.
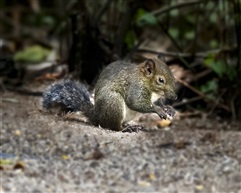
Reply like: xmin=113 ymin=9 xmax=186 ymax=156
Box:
xmin=210 ymin=13 xmax=218 ymax=23
xmin=135 ymin=9 xmax=158 ymax=27
xmin=135 ymin=9 xmax=146 ymax=20
xmin=14 ymin=45 xmax=50 ymax=63
xmin=207 ymin=1 xmax=215 ymax=9
xmin=187 ymin=15 xmax=195 ymax=23
xmin=42 ymin=15 xmax=55 ymax=26
xmin=204 ymin=56 xmax=237 ymax=80
xmin=125 ymin=31 xmax=136 ymax=49
xmin=0 ymin=159 xmax=14 ymax=165
xmin=210 ymin=61 xmax=225 ymax=77
xmin=210 ymin=40 xmax=218 ymax=48
xmin=169 ymin=28 xmax=179 ymax=39
xmin=204 ymin=57 xmax=226 ymax=78
xmin=185 ymin=31 xmax=195 ymax=40
xmin=200 ymin=79 xmax=218 ymax=94
xmin=170 ymin=9 xmax=179 ymax=17
xmin=226 ymin=66 xmax=238 ymax=80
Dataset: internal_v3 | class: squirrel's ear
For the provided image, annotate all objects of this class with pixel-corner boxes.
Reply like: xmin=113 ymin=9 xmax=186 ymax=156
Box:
xmin=158 ymin=54 xmax=166 ymax=63
xmin=144 ymin=59 xmax=155 ymax=75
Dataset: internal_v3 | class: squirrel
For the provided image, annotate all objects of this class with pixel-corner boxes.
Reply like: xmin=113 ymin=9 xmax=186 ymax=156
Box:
xmin=42 ymin=57 xmax=177 ymax=131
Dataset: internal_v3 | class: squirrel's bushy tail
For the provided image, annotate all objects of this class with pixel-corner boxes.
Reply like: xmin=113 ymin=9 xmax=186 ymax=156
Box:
xmin=42 ymin=80 xmax=93 ymax=114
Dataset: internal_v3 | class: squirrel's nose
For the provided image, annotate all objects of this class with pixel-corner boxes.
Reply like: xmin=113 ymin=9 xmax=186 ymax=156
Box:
xmin=173 ymin=94 xmax=178 ymax=100
xmin=167 ymin=93 xmax=177 ymax=101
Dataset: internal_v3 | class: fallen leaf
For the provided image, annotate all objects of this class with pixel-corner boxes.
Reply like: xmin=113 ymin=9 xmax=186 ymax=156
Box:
xmin=84 ymin=150 xmax=104 ymax=160
xmin=13 ymin=161 xmax=25 ymax=170
xmin=149 ymin=173 xmax=156 ymax=180
xmin=62 ymin=155 xmax=69 ymax=160
xmin=138 ymin=180 xmax=150 ymax=187
xmin=174 ymin=141 xmax=191 ymax=149
xmin=195 ymin=184 xmax=204 ymax=190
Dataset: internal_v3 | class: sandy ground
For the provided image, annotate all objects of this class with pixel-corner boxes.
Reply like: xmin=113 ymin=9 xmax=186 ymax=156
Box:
xmin=1 ymin=88 xmax=241 ymax=193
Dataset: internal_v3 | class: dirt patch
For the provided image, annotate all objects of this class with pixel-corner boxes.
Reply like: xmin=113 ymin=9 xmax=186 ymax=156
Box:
xmin=1 ymin=90 xmax=241 ymax=193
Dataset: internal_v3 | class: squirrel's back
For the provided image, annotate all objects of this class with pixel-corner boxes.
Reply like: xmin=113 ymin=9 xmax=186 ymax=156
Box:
xmin=95 ymin=61 xmax=135 ymax=95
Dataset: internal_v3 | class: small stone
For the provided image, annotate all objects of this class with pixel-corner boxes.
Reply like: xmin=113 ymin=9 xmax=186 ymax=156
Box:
xmin=14 ymin=130 xmax=21 ymax=136
xmin=157 ymin=120 xmax=171 ymax=128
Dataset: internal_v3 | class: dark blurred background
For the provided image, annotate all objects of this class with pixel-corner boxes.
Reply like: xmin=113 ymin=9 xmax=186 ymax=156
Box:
xmin=0 ymin=0 xmax=240 ymax=120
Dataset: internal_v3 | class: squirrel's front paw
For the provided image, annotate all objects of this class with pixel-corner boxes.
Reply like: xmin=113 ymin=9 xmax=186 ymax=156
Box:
xmin=156 ymin=110 xmax=168 ymax=120
xmin=155 ymin=105 xmax=175 ymax=120
xmin=163 ymin=105 xmax=175 ymax=119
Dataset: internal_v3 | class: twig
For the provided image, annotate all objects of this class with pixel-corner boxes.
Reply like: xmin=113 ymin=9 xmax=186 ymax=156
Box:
xmin=2 ymin=98 xmax=19 ymax=103
xmin=158 ymin=21 xmax=182 ymax=52
xmin=177 ymin=111 xmax=202 ymax=118
xmin=124 ymin=38 xmax=145 ymax=60
xmin=232 ymin=0 xmax=241 ymax=71
xmin=0 ymin=12 xmax=27 ymax=35
xmin=67 ymin=12 xmax=81 ymax=75
xmin=94 ymin=0 xmax=113 ymax=26
xmin=208 ymin=89 xmax=226 ymax=115
xmin=230 ymin=94 xmax=237 ymax=121
xmin=176 ymin=78 xmax=230 ymax=111
xmin=5 ymin=86 xmax=43 ymax=97
xmin=173 ymin=96 xmax=203 ymax=107
xmin=137 ymin=47 xmax=237 ymax=58
xmin=0 ymin=13 xmax=52 ymax=47
xmin=113 ymin=1 xmax=133 ymax=57
xmin=152 ymin=0 xmax=203 ymax=17
xmin=184 ymin=3 xmax=200 ymax=53
xmin=190 ymin=69 xmax=212 ymax=82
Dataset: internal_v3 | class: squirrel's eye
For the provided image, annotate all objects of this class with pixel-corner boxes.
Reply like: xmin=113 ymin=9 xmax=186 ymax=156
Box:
xmin=158 ymin=77 xmax=165 ymax=84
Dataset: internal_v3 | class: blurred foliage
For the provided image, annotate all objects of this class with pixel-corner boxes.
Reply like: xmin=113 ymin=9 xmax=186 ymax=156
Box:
xmin=135 ymin=9 xmax=158 ymax=27
xmin=204 ymin=55 xmax=237 ymax=81
xmin=14 ymin=45 xmax=50 ymax=63
xmin=0 ymin=0 xmax=240 ymax=117
xmin=200 ymin=79 xmax=218 ymax=94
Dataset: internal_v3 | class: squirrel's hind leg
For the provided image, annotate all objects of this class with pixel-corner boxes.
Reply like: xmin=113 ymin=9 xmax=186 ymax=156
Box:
xmin=94 ymin=92 xmax=125 ymax=131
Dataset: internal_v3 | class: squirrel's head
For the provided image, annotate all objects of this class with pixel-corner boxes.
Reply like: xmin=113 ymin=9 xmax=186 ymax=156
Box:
xmin=140 ymin=58 xmax=177 ymax=101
